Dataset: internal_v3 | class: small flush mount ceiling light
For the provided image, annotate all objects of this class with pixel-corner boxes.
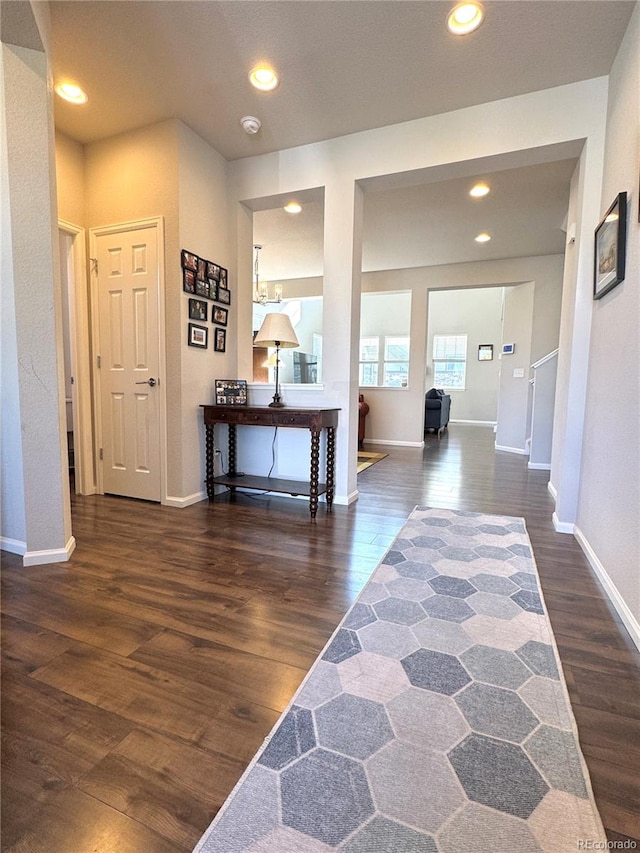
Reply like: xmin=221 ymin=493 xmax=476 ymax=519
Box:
xmin=55 ymin=82 xmax=88 ymax=104
xmin=469 ymin=182 xmax=490 ymax=198
xmin=447 ymin=2 xmax=484 ymax=35
xmin=249 ymin=65 xmax=279 ymax=92
xmin=284 ymin=201 xmax=302 ymax=214
xmin=475 ymin=232 xmax=492 ymax=243
xmin=240 ymin=115 xmax=262 ymax=134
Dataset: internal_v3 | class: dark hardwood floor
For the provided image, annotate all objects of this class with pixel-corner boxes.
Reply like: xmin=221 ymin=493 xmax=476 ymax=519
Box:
xmin=2 ymin=425 xmax=639 ymax=851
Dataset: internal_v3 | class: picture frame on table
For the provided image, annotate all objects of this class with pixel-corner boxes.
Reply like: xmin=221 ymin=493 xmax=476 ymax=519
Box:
xmin=594 ymin=191 xmax=627 ymax=300
xmin=215 ymin=379 xmax=247 ymax=406
xmin=212 ymin=306 xmax=228 ymax=326
xmin=183 ymin=268 xmax=196 ymax=293
xmin=216 ymin=286 xmax=230 ymax=305
xmin=181 ymin=249 xmax=198 ymax=272
xmin=214 ymin=327 xmax=226 ymax=353
xmin=195 ymin=278 xmax=209 ymax=298
xmin=188 ymin=298 xmax=207 ymax=322
xmin=188 ymin=323 xmax=208 ymax=349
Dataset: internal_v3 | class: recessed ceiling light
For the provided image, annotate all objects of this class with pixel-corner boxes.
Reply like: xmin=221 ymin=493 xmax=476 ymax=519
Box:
xmin=249 ymin=66 xmax=279 ymax=92
xmin=284 ymin=202 xmax=302 ymax=214
xmin=55 ymin=82 xmax=88 ymax=104
xmin=469 ymin=182 xmax=490 ymax=198
xmin=447 ymin=2 xmax=484 ymax=35
xmin=475 ymin=232 xmax=491 ymax=243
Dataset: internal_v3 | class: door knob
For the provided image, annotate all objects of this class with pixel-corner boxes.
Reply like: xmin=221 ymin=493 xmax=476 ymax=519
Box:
xmin=135 ymin=378 xmax=156 ymax=387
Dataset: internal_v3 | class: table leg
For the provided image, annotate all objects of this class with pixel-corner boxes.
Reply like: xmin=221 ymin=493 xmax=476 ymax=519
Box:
xmin=205 ymin=424 xmax=215 ymax=500
xmin=309 ymin=429 xmax=320 ymax=520
xmin=227 ymin=424 xmax=237 ymax=499
xmin=326 ymin=426 xmax=336 ymax=512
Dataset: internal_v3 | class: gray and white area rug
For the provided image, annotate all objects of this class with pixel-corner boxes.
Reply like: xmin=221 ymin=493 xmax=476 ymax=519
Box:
xmin=194 ymin=507 xmax=607 ymax=853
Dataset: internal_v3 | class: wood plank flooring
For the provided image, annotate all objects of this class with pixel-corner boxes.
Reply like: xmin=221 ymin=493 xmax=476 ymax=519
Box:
xmin=2 ymin=425 xmax=639 ymax=851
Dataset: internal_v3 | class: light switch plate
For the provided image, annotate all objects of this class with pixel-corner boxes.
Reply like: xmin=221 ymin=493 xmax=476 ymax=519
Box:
xmin=513 ymin=368 xmax=525 ymax=378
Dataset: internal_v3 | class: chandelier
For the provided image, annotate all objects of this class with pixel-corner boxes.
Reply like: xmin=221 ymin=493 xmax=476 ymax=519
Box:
xmin=253 ymin=244 xmax=282 ymax=305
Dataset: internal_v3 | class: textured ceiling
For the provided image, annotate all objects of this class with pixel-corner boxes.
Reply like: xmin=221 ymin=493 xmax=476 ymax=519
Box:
xmin=49 ymin=1 xmax=633 ymax=274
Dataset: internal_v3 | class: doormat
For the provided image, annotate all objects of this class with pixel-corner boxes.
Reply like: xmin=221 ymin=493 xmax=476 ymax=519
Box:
xmin=193 ymin=507 xmax=605 ymax=853
xmin=356 ymin=451 xmax=388 ymax=473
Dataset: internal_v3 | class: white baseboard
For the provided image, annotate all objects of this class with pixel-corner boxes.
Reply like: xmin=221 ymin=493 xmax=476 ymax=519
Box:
xmin=552 ymin=512 xmax=575 ymax=534
xmin=574 ymin=525 xmax=640 ymax=652
xmin=364 ymin=439 xmax=425 ymax=448
xmin=450 ymin=419 xmax=496 ymax=427
xmin=0 ymin=537 xmax=26 ymax=556
xmin=23 ymin=536 xmax=76 ymax=566
xmin=164 ymin=491 xmax=207 ymax=508
xmin=547 ymin=480 xmax=558 ymax=502
xmin=527 ymin=461 xmax=551 ymax=470
xmin=495 ymin=443 xmax=528 ymax=455
xmin=333 ymin=490 xmax=359 ymax=506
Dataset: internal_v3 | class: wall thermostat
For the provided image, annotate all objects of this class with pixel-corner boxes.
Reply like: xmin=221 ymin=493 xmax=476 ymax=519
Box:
xmin=502 ymin=343 xmax=515 ymax=355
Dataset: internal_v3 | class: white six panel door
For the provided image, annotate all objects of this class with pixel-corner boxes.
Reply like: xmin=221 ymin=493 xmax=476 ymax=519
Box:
xmin=96 ymin=224 xmax=161 ymax=501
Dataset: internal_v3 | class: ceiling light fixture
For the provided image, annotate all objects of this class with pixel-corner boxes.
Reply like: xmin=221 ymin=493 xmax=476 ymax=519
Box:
xmin=475 ymin=232 xmax=491 ymax=243
xmin=54 ymin=82 xmax=88 ymax=104
xmin=447 ymin=2 xmax=484 ymax=35
xmin=469 ymin=182 xmax=490 ymax=198
xmin=284 ymin=202 xmax=302 ymax=214
xmin=249 ymin=66 xmax=279 ymax=92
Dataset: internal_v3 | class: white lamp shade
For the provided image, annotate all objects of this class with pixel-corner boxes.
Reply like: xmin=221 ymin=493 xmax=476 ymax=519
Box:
xmin=254 ymin=313 xmax=299 ymax=348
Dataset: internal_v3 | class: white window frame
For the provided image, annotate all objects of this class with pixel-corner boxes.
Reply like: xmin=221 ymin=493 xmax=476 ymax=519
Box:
xmin=432 ymin=334 xmax=467 ymax=390
xmin=359 ymin=334 xmax=410 ymax=388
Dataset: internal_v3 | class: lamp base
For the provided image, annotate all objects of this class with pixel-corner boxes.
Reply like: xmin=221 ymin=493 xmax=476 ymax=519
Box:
xmin=268 ymin=397 xmax=285 ymax=408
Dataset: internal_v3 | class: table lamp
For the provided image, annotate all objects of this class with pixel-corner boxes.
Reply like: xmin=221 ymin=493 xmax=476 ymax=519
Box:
xmin=253 ymin=313 xmax=300 ymax=407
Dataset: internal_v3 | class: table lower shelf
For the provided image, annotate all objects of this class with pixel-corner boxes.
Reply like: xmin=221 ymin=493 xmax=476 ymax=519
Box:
xmin=211 ymin=474 xmax=327 ymax=497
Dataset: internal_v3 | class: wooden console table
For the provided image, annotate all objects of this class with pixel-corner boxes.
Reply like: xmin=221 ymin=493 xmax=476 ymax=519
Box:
xmin=201 ymin=405 xmax=339 ymax=519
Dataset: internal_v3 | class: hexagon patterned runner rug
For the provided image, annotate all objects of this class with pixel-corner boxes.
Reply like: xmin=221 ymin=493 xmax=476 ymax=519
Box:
xmin=193 ymin=507 xmax=606 ymax=853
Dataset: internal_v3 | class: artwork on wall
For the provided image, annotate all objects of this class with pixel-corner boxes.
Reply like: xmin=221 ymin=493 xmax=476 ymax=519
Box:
xmin=215 ymin=379 xmax=247 ymax=405
xmin=188 ymin=298 xmax=208 ymax=321
xmin=182 ymin=249 xmax=230 ymax=353
xmin=478 ymin=344 xmax=493 ymax=361
xmin=188 ymin=322 xmax=208 ymax=349
xmin=594 ymin=191 xmax=627 ymax=300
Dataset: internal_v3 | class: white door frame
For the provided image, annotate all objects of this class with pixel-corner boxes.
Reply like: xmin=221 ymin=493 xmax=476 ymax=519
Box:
xmin=89 ymin=217 xmax=167 ymax=503
xmin=58 ymin=220 xmax=96 ymax=495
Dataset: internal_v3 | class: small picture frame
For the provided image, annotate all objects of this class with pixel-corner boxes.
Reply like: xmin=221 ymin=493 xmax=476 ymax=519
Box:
xmin=216 ymin=286 xmax=231 ymax=305
xmin=215 ymin=379 xmax=247 ymax=406
xmin=197 ymin=258 xmax=207 ymax=280
xmin=478 ymin=344 xmax=493 ymax=361
xmin=208 ymin=279 xmax=219 ymax=301
xmin=214 ymin=327 xmax=226 ymax=353
xmin=183 ymin=268 xmax=196 ymax=293
xmin=181 ymin=249 xmax=198 ymax=272
xmin=594 ymin=191 xmax=627 ymax=300
xmin=212 ymin=306 xmax=228 ymax=326
xmin=207 ymin=261 xmax=220 ymax=280
xmin=219 ymin=267 xmax=228 ymax=287
xmin=188 ymin=323 xmax=208 ymax=349
xmin=188 ymin=298 xmax=207 ymax=321
xmin=195 ymin=278 xmax=209 ymax=298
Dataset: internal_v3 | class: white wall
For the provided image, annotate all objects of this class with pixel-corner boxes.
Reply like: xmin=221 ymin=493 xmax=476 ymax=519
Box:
xmin=575 ymin=4 xmax=640 ymax=645
xmin=427 ymin=288 xmax=503 ymax=423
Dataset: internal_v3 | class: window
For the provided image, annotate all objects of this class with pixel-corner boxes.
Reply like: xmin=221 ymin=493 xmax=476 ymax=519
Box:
xmin=383 ymin=336 xmax=410 ymax=387
xmin=359 ymin=337 xmax=379 ymax=386
xmin=433 ymin=334 xmax=467 ymax=389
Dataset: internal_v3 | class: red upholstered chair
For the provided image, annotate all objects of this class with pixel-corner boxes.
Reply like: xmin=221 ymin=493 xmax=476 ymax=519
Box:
xmin=358 ymin=394 xmax=369 ymax=449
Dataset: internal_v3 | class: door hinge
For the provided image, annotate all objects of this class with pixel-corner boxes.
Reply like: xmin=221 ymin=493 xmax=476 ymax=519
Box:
xmin=97 ymin=355 xmax=101 ymax=368
xmin=99 ymin=448 xmax=103 ymax=460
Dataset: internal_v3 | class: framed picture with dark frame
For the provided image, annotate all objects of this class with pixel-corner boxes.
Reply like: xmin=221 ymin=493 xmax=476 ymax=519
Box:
xmin=219 ymin=267 xmax=228 ymax=287
xmin=212 ymin=306 xmax=228 ymax=326
xmin=207 ymin=261 xmax=220 ymax=280
xmin=195 ymin=278 xmax=209 ymax=298
xmin=215 ymin=379 xmax=247 ymax=406
xmin=216 ymin=286 xmax=230 ymax=305
xmin=197 ymin=258 xmax=207 ymax=280
xmin=208 ymin=279 xmax=219 ymax=301
xmin=183 ymin=268 xmax=196 ymax=293
xmin=594 ymin=191 xmax=627 ymax=300
xmin=214 ymin=327 xmax=226 ymax=353
xmin=188 ymin=323 xmax=208 ymax=349
xmin=181 ymin=249 xmax=198 ymax=272
xmin=188 ymin=298 xmax=207 ymax=321
xmin=478 ymin=344 xmax=493 ymax=361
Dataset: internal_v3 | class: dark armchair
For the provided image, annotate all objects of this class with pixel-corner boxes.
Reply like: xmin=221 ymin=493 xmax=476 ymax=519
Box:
xmin=424 ymin=388 xmax=451 ymax=438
